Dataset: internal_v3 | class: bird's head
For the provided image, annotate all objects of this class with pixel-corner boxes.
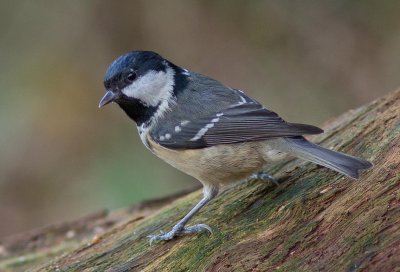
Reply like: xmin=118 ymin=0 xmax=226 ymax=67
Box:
xmin=99 ymin=51 xmax=186 ymax=125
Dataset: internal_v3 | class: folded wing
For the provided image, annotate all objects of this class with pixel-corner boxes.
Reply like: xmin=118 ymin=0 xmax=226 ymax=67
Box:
xmin=155 ymin=101 xmax=323 ymax=149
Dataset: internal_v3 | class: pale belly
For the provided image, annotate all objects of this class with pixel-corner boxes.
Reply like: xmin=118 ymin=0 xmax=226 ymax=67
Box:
xmin=146 ymin=135 xmax=287 ymax=185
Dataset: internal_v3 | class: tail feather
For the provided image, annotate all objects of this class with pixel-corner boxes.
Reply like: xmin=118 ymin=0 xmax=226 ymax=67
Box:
xmin=282 ymin=137 xmax=373 ymax=179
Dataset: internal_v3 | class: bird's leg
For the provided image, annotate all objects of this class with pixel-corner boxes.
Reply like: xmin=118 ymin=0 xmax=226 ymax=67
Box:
xmin=148 ymin=184 xmax=219 ymax=244
xmin=249 ymin=171 xmax=279 ymax=185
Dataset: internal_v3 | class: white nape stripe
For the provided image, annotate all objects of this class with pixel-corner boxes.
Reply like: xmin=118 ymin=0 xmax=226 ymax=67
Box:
xmin=211 ymin=117 xmax=219 ymax=123
xmin=190 ymin=123 xmax=214 ymax=141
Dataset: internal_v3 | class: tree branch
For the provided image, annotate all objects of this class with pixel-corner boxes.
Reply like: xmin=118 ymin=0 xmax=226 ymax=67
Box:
xmin=1 ymin=90 xmax=399 ymax=272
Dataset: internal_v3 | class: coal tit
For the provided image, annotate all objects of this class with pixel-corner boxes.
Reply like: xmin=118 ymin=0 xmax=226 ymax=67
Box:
xmin=99 ymin=51 xmax=372 ymax=243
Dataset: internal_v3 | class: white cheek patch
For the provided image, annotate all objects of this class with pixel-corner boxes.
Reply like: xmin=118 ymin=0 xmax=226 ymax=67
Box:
xmin=121 ymin=67 xmax=175 ymax=107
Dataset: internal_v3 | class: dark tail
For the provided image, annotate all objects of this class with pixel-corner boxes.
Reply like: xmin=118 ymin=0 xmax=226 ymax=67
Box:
xmin=282 ymin=137 xmax=373 ymax=179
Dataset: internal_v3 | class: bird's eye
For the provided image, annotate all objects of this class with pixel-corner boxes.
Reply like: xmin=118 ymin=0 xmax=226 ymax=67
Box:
xmin=126 ymin=72 xmax=137 ymax=82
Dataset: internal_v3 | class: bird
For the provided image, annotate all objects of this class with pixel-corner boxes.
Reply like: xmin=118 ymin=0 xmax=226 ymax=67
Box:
xmin=99 ymin=51 xmax=372 ymax=243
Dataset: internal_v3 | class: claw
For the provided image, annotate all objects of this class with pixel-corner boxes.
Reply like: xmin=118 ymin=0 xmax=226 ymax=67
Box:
xmin=181 ymin=224 xmax=213 ymax=235
xmin=147 ymin=223 xmax=213 ymax=244
xmin=250 ymin=171 xmax=279 ymax=185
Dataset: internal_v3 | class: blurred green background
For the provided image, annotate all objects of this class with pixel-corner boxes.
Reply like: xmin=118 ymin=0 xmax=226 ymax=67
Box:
xmin=0 ymin=1 xmax=399 ymax=238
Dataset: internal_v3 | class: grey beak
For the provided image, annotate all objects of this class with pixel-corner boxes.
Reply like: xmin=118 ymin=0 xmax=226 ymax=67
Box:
xmin=99 ymin=91 xmax=116 ymax=108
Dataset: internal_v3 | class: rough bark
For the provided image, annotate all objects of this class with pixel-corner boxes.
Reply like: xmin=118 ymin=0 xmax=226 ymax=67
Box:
xmin=1 ymin=90 xmax=399 ymax=272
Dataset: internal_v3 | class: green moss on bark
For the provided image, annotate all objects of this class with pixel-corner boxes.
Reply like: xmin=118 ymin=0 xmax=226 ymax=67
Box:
xmin=1 ymin=90 xmax=399 ymax=272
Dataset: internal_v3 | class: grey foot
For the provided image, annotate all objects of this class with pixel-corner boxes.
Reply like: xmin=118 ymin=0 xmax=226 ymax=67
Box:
xmin=148 ymin=224 xmax=212 ymax=244
xmin=250 ymin=171 xmax=279 ymax=185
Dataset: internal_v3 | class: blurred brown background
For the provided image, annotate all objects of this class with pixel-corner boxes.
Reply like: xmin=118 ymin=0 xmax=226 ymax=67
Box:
xmin=0 ymin=1 xmax=399 ymax=238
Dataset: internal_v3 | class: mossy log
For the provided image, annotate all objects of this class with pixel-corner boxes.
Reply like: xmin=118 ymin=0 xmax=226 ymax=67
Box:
xmin=1 ymin=90 xmax=399 ymax=272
